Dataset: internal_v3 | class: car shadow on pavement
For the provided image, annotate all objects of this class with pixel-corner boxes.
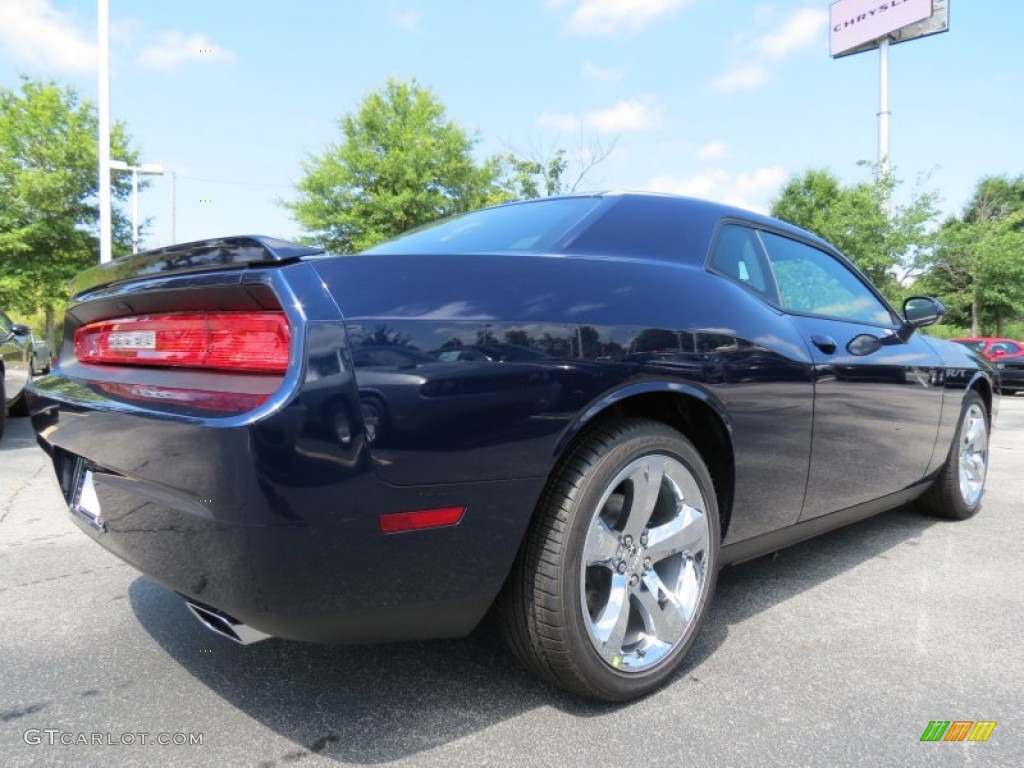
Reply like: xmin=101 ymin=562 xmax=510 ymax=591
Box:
xmin=129 ymin=504 xmax=938 ymax=765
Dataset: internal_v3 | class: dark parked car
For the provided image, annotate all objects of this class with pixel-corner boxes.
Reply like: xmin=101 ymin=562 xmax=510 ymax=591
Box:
xmin=993 ymin=354 xmax=1024 ymax=395
xmin=1 ymin=308 xmax=33 ymax=439
xmin=28 ymin=194 xmax=996 ymax=701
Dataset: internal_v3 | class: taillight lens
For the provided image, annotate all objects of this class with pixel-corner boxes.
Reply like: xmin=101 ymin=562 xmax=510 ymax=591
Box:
xmin=74 ymin=312 xmax=290 ymax=373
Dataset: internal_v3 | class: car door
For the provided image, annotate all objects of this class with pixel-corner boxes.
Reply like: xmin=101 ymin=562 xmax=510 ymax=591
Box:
xmin=755 ymin=230 xmax=944 ymax=520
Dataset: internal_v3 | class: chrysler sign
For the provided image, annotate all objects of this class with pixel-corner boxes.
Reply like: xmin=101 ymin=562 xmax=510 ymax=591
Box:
xmin=830 ymin=0 xmax=933 ymax=57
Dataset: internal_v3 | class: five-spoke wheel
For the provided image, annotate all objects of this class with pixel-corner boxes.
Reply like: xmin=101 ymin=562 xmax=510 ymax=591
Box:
xmin=500 ymin=419 xmax=719 ymax=701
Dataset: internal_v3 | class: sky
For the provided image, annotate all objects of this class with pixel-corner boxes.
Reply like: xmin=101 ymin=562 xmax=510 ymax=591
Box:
xmin=0 ymin=0 xmax=1021 ymax=252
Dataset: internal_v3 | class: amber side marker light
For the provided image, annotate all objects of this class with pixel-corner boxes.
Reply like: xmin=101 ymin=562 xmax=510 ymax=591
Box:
xmin=74 ymin=312 xmax=290 ymax=373
xmin=379 ymin=506 xmax=466 ymax=534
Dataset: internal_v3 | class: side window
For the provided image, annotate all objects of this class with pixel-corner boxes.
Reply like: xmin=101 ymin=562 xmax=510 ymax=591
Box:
xmin=709 ymin=224 xmax=778 ymax=303
xmin=759 ymin=231 xmax=895 ymax=326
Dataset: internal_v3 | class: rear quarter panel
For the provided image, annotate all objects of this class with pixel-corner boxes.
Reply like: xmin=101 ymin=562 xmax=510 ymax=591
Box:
xmin=312 ymin=251 xmax=816 ymax=544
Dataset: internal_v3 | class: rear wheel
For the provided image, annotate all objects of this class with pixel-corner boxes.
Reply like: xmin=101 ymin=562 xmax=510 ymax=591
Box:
xmin=917 ymin=391 xmax=989 ymax=520
xmin=500 ymin=418 xmax=719 ymax=701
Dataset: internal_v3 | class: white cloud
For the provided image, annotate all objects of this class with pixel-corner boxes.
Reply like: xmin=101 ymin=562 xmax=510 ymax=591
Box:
xmin=138 ymin=32 xmax=238 ymax=70
xmin=0 ymin=0 xmax=96 ymax=72
xmin=560 ymin=0 xmax=692 ymax=36
xmin=709 ymin=64 xmax=770 ymax=92
xmin=698 ymin=140 xmax=729 ymax=160
xmin=390 ymin=10 xmax=421 ymax=31
xmin=648 ymin=165 xmax=787 ymax=212
xmin=585 ymin=98 xmax=661 ymax=133
xmin=649 ymin=169 xmax=730 ymax=199
xmin=581 ymin=58 xmax=622 ymax=83
xmin=536 ymin=112 xmax=583 ymax=133
xmin=754 ymin=7 xmax=827 ymax=59
xmin=708 ymin=7 xmax=828 ymax=92
xmin=735 ymin=166 xmax=788 ymax=195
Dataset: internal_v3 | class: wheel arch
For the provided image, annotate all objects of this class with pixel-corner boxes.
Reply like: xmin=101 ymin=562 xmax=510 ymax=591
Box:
xmin=968 ymin=372 xmax=993 ymax=418
xmin=552 ymin=383 xmax=736 ymax=540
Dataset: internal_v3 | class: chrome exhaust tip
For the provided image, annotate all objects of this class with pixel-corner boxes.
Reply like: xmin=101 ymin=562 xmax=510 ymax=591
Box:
xmin=185 ymin=600 xmax=273 ymax=645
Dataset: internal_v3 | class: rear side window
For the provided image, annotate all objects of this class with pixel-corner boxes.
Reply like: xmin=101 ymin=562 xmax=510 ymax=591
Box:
xmin=709 ymin=224 xmax=778 ymax=303
xmin=366 ymin=197 xmax=603 ymax=254
xmin=759 ymin=231 xmax=895 ymax=326
xmin=989 ymin=341 xmax=1022 ymax=356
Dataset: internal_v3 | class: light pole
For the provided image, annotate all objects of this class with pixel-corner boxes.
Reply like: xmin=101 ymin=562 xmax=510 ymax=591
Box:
xmin=110 ymin=160 xmax=164 ymax=254
xmin=98 ymin=0 xmax=112 ymax=263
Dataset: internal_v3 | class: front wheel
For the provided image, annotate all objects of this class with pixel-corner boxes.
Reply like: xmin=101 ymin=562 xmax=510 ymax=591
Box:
xmin=500 ymin=418 xmax=720 ymax=701
xmin=917 ymin=391 xmax=989 ymax=520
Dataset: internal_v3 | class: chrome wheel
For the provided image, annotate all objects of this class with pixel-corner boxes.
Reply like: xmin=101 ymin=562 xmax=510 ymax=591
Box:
xmin=580 ymin=454 xmax=711 ymax=673
xmin=957 ymin=403 xmax=988 ymax=508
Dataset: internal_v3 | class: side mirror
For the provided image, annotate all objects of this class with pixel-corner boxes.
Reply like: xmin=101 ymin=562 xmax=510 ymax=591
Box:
xmin=903 ymin=297 xmax=944 ymax=328
xmin=10 ymin=323 xmax=31 ymax=335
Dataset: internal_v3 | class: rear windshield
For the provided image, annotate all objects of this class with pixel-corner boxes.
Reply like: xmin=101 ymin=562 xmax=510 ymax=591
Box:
xmin=364 ymin=197 xmax=603 ymax=255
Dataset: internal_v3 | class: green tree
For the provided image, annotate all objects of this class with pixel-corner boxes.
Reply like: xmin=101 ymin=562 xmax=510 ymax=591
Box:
xmin=0 ymin=77 xmax=140 ymax=345
xmin=770 ymin=167 xmax=938 ymax=294
xmin=287 ymin=79 xmax=498 ymax=253
xmin=493 ymin=135 xmax=617 ymax=202
xmin=916 ymin=176 xmax=1024 ymax=335
xmin=495 ymin=150 xmax=568 ymax=200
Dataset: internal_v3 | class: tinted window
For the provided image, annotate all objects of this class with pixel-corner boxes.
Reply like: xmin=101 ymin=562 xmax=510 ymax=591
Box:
xmin=954 ymin=340 xmax=985 ymax=353
xmin=365 ymin=198 xmax=603 ymax=255
xmin=709 ymin=224 xmax=777 ymax=303
xmin=989 ymin=342 xmax=1021 ymax=355
xmin=759 ymin=232 xmax=894 ymax=326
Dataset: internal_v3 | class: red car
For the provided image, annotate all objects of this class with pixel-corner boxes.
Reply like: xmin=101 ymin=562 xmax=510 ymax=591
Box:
xmin=951 ymin=337 xmax=1024 ymax=360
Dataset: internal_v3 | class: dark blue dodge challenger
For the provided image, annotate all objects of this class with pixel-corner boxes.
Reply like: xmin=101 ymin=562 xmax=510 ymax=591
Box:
xmin=29 ymin=193 xmax=995 ymax=701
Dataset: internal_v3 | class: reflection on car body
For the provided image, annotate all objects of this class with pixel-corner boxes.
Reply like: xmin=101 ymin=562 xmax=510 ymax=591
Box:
xmin=28 ymin=193 xmax=998 ymax=701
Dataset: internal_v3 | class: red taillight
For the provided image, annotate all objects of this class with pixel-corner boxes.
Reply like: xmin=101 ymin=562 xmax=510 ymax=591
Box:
xmin=74 ymin=312 xmax=290 ymax=373
xmin=379 ymin=506 xmax=466 ymax=534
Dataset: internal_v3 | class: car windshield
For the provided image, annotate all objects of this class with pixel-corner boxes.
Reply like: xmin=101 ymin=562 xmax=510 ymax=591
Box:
xmin=364 ymin=197 xmax=603 ymax=255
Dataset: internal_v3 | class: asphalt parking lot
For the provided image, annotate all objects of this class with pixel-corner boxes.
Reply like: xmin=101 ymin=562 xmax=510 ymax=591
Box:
xmin=1 ymin=397 xmax=1022 ymax=768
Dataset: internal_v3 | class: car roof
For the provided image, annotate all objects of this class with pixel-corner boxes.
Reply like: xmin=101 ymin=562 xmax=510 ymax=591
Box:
xmin=539 ymin=191 xmax=838 ymax=251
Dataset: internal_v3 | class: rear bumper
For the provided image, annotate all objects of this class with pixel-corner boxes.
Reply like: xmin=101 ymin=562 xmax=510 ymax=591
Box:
xmin=30 ymin=373 xmax=543 ymax=646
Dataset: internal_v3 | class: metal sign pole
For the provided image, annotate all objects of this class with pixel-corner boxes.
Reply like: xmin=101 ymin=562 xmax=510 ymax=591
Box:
xmin=878 ymin=36 xmax=891 ymax=215
xmin=97 ymin=0 xmax=112 ymax=263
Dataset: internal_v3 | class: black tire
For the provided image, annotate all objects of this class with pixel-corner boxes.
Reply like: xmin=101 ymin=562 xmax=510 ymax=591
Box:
xmin=29 ymin=354 xmax=36 ymax=378
xmin=0 ymin=377 xmax=6 ymax=440
xmin=499 ymin=418 xmax=720 ymax=701
xmin=917 ymin=391 xmax=989 ymax=520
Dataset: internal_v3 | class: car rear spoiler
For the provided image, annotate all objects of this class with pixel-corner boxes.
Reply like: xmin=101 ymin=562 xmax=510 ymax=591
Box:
xmin=71 ymin=236 xmax=324 ymax=298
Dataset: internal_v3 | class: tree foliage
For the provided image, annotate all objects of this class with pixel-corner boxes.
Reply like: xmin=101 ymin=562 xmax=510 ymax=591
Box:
xmin=493 ymin=135 xmax=616 ymax=202
xmin=916 ymin=176 xmax=1024 ymax=335
xmin=287 ymin=79 xmax=499 ymax=253
xmin=769 ymin=167 xmax=938 ymax=293
xmin=0 ymin=77 xmax=139 ymax=342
